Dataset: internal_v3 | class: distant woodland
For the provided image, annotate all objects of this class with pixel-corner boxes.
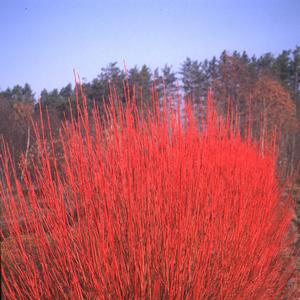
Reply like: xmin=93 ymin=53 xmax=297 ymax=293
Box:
xmin=0 ymin=46 xmax=299 ymax=180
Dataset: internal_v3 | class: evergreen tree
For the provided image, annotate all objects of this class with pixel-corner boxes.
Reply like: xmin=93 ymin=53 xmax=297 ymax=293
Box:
xmin=129 ymin=65 xmax=153 ymax=104
xmin=207 ymin=56 xmax=218 ymax=85
xmin=1 ymin=84 xmax=35 ymax=103
xmin=180 ymin=57 xmax=207 ymax=102
xmin=273 ymin=50 xmax=292 ymax=90
xmin=161 ymin=64 xmax=177 ymax=96
xmin=291 ymin=46 xmax=300 ymax=109
xmin=257 ymin=52 xmax=275 ymax=74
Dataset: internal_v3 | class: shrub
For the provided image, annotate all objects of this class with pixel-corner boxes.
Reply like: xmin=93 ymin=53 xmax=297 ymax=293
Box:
xmin=0 ymin=87 xmax=295 ymax=299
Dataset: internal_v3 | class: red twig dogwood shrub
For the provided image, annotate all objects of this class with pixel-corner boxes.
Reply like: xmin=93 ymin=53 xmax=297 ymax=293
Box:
xmin=0 ymin=85 xmax=296 ymax=299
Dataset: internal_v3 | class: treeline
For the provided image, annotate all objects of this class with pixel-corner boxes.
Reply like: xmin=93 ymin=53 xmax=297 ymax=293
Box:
xmin=0 ymin=46 xmax=299 ymax=179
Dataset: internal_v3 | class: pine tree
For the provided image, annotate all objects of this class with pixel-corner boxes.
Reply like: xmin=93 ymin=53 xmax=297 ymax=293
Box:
xmin=180 ymin=57 xmax=207 ymax=102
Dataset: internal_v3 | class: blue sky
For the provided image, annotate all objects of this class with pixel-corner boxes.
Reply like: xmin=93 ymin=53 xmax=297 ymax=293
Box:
xmin=0 ymin=0 xmax=299 ymax=95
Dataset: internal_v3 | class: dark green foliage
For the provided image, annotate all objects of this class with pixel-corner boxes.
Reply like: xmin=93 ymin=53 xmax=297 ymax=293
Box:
xmin=180 ymin=57 xmax=208 ymax=101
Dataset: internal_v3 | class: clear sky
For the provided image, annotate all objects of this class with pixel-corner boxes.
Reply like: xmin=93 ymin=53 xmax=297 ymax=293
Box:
xmin=1 ymin=0 xmax=299 ymax=96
